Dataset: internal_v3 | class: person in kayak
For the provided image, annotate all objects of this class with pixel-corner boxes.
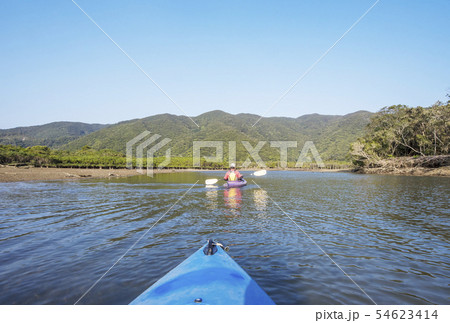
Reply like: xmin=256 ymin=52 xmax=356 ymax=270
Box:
xmin=224 ymin=163 xmax=243 ymax=181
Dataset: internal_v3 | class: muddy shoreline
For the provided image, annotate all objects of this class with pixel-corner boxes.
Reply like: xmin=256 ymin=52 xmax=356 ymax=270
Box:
xmin=0 ymin=166 xmax=352 ymax=183
xmin=354 ymin=155 xmax=450 ymax=177
xmin=0 ymin=166 xmax=191 ymax=183
xmin=1 ymin=163 xmax=447 ymax=183
xmin=355 ymin=166 xmax=450 ymax=177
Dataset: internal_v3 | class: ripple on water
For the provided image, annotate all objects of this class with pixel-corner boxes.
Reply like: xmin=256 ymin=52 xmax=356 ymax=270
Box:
xmin=0 ymin=172 xmax=449 ymax=304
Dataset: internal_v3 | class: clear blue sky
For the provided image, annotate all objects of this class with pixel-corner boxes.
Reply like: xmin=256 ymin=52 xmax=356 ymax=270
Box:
xmin=1 ymin=0 xmax=449 ymax=128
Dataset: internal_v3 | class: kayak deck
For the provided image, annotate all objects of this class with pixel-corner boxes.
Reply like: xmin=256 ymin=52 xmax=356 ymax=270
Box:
xmin=130 ymin=240 xmax=274 ymax=305
xmin=223 ymin=179 xmax=247 ymax=188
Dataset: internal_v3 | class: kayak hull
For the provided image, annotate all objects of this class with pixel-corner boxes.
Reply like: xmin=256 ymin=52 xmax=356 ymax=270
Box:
xmin=130 ymin=242 xmax=274 ymax=305
xmin=223 ymin=179 xmax=247 ymax=188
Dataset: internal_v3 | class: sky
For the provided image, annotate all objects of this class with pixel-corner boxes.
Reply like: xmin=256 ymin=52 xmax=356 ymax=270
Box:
xmin=0 ymin=0 xmax=449 ymax=128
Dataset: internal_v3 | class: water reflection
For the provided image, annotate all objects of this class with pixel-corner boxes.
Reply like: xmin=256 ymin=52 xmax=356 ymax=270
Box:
xmin=223 ymin=188 xmax=242 ymax=217
xmin=253 ymin=188 xmax=268 ymax=213
xmin=205 ymin=186 xmax=218 ymax=210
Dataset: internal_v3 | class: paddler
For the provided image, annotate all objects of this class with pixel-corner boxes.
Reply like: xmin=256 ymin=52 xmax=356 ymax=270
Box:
xmin=224 ymin=163 xmax=243 ymax=181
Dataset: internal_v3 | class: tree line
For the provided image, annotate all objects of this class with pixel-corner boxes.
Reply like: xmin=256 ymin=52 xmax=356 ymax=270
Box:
xmin=351 ymin=100 xmax=449 ymax=166
xmin=0 ymin=145 xmax=347 ymax=169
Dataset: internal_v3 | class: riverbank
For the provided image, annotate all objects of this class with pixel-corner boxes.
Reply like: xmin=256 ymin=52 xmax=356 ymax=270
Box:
xmin=5 ymin=162 xmax=447 ymax=183
xmin=261 ymin=167 xmax=352 ymax=173
xmin=6 ymin=162 xmax=450 ymax=183
xmin=0 ymin=166 xmax=188 ymax=183
xmin=0 ymin=166 xmax=353 ymax=182
xmin=354 ymin=155 xmax=450 ymax=177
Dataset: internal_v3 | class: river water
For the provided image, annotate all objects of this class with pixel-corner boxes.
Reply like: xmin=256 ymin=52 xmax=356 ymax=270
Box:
xmin=0 ymin=171 xmax=448 ymax=305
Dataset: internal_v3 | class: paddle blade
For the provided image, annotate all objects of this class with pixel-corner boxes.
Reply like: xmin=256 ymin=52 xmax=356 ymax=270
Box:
xmin=205 ymin=178 xmax=219 ymax=185
xmin=253 ymin=169 xmax=267 ymax=176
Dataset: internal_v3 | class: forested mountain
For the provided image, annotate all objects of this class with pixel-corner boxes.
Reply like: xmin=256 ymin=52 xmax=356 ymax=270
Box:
xmin=62 ymin=110 xmax=372 ymax=161
xmin=0 ymin=110 xmax=372 ymax=162
xmin=0 ymin=122 xmax=107 ymax=148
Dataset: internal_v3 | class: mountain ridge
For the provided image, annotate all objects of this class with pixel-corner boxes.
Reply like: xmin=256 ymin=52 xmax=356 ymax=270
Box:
xmin=0 ymin=121 xmax=107 ymax=148
xmin=0 ymin=110 xmax=373 ymax=161
xmin=63 ymin=110 xmax=373 ymax=161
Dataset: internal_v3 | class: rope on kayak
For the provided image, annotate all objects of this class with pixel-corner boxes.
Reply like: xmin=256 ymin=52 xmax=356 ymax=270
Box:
xmin=213 ymin=241 xmax=229 ymax=252
xmin=251 ymin=179 xmax=378 ymax=305
xmin=203 ymin=239 xmax=230 ymax=255
xmin=74 ymin=180 xmax=199 ymax=305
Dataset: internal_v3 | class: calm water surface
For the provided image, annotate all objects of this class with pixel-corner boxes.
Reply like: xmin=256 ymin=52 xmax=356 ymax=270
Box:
xmin=0 ymin=171 xmax=449 ymax=304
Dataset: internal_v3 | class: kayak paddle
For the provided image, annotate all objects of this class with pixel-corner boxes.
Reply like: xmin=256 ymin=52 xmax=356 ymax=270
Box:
xmin=252 ymin=169 xmax=266 ymax=176
xmin=205 ymin=178 xmax=219 ymax=185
